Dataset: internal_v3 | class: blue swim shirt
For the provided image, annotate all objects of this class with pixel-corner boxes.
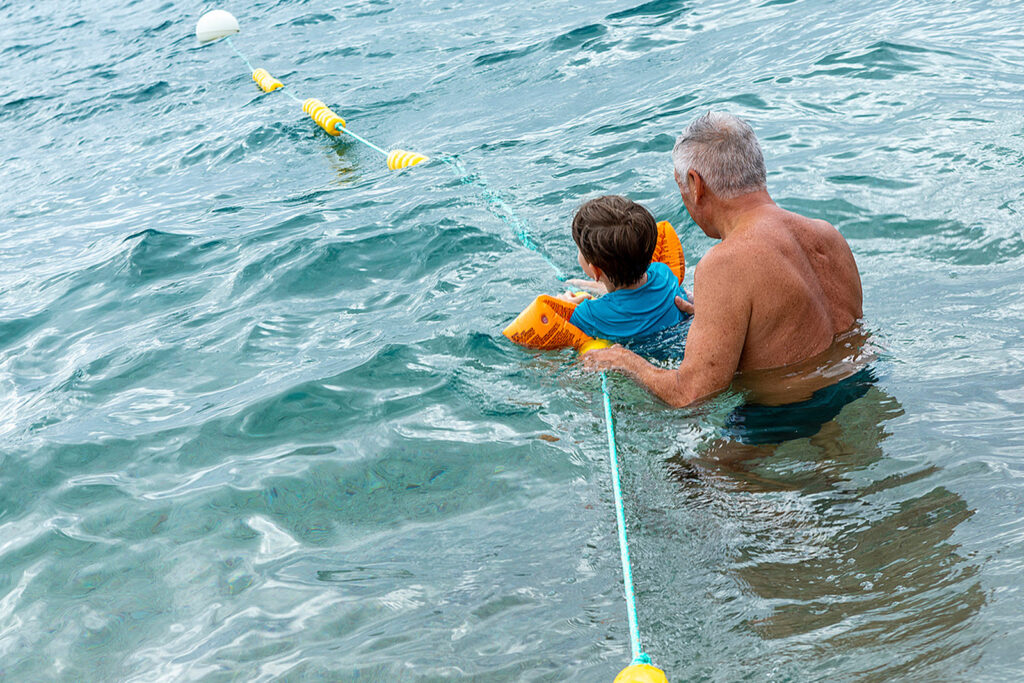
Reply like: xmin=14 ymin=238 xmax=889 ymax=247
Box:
xmin=569 ymin=262 xmax=689 ymax=341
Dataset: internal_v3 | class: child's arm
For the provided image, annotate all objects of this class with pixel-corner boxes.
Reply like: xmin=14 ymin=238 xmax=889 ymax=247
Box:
xmin=555 ymin=290 xmax=593 ymax=305
xmin=565 ymin=278 xmax=608 ymax=296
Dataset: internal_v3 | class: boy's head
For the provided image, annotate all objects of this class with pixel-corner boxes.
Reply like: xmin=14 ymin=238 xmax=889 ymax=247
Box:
xmin=571 ymin=195 xmax=657 ymax=288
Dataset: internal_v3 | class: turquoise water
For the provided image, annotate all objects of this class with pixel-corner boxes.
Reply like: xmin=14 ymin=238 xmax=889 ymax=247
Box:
xmin=2 ymin=0 xmax=1024 ymax=679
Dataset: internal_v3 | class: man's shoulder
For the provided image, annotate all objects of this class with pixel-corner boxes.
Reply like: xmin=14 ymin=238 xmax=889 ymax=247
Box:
xmin=696 ymin=239 xmax=755 ymax=274
xmin=691 ymin=244 xmax=756 ymax=303
xmin=783 ymin=210 xmax=842 ymax=241
xmin=788 ymin=214 xmax=855 ymax=262
xmin=755 ymin=208 xmax=846 ymax=257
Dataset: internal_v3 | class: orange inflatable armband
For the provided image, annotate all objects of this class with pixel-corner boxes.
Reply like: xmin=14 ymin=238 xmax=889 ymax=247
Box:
xmin=503 ymin=295 xmax=604 ymax=351
xmin=652 ymin=220 xmax=684 ymax=283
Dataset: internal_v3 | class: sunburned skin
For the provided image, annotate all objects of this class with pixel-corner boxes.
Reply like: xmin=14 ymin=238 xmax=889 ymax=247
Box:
xmin=583 ymin=167 xmax=865 ymax=408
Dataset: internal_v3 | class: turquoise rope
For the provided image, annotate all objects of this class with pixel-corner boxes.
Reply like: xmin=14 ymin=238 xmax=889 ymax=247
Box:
xmin=601 ymin=372 xmax=651 ymax=666
xmin=225 ymin=37 xmax=254 ymax=72
xmin=440 ymin=156 xmax=567 ymax=280
xmin=334 ymin=125 xmax=388 ymax=156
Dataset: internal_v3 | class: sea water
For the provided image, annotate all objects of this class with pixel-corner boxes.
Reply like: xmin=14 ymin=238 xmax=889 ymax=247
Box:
xmin=1 ymin=0 xmax=1023 ymax=680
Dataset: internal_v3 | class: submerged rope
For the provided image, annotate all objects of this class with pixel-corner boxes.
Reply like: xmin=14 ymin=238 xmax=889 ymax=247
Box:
xmin=440 ymin=156 xmax=567 ymax=280
xmin=602 ymin=373 xmax=651 ymax=666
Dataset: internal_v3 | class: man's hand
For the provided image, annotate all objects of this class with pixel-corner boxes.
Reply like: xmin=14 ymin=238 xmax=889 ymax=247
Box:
xmin=566 ymin=278 xmax=608 ymax=296
xmin=582 ymin=343 xmax=689 ymax=407
xmin=581 ymin=344 xmax=634 ymax=373
xmin=675 ymin=294 xmax=694 ymax=316
xmin=578 ymin=257 xmax=748 ymax=408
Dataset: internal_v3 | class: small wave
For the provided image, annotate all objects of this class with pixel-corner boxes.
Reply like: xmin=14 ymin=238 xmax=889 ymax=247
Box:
xmin=472 ymin=44 xmax=540 ymax=67
xmin=606 ymin=0 xmax=688 ymax=22
xmin=549 ymin=24 xmax=608 ymax=52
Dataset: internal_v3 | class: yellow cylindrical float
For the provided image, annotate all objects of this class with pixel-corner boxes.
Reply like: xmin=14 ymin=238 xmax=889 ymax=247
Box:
xmin=387 ymin=149 xmax=429 ymax=170
xmin=579 ymin=338 xmax=611 ymax=354
xmin=613 ymin=663 xmax=669 ymax=683
xmin=251 ymin=68 xmax=283 ymax=93
xmin=302 ymin=98 xmax=346 ymax=136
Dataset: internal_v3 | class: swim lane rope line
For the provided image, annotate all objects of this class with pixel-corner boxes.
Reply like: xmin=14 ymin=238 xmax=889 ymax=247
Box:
xmin=224 ymin=37 xmax=567 ymax=279
xmin=215 ymin=33 xmax=653 ymax=672
xmin=602 ymin=372 xmax=653 ymax=667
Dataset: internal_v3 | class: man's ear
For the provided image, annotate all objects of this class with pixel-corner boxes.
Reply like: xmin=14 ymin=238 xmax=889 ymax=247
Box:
xmin=688 ymin=169 xmax=704 ymax=202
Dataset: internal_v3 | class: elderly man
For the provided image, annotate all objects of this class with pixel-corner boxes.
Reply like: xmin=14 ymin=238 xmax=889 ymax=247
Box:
xmin=584 ymin=112 xmax=863 ymax=407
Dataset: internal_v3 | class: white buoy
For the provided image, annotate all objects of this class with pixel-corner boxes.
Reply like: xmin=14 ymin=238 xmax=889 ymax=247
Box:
xmin=195 ymin=10 xmax=240 ymax=45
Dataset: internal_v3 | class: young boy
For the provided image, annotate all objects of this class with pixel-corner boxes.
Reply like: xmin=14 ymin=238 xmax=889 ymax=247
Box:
xmin=559 ymin=195 xmax=689 ymax=342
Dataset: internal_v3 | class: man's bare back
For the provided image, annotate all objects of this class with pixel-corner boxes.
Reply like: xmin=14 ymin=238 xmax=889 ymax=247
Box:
xmin=582 ymin=112 xmax=864 ymax=407
xmin=706 ymin=204 xmax=862 ymax=370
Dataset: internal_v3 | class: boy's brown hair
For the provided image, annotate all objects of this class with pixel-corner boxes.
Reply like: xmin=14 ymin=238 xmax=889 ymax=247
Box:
xmin=571 ymin=195 xmax=657 ymax=288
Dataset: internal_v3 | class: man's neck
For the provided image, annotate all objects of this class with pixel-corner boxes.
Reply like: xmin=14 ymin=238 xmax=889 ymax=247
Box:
xmin=711 ymin=190 xmax=776 ymax=240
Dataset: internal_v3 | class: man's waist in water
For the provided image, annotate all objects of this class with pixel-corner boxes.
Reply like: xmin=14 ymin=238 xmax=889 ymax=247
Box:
xmin=731 ymin=325 xmax=875 ymax=406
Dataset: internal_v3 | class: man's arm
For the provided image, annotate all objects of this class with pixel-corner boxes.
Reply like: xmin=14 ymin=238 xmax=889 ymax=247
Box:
xmin=583 ymin=251 xmax=751 ymax=407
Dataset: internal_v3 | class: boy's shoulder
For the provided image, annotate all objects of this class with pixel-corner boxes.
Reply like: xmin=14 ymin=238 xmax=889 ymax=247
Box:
xmin=643 ymin=261 xmax=682 ymax=293
xmin=647 ymin=260 xmax=674 ymax=281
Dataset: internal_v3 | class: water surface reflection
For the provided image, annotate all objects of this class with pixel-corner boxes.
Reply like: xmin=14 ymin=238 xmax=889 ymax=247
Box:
xmin=662 ymin=379 xmax=985 ymax=679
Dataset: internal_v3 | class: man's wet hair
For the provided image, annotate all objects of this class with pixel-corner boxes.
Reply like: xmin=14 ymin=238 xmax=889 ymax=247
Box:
xmin=571 ymin=195 xmax=657 ymax=288
xmin=673 ymin=111 xmax=767 ymax=198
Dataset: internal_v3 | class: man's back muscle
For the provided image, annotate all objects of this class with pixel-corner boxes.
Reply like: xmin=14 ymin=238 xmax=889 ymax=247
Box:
xmin=711 ymin=207 xmax=862 ymax=371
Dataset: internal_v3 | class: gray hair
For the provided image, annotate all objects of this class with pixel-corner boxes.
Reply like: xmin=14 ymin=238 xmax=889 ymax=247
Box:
xmin=672 ymin=112 xmax=767 ymax=198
